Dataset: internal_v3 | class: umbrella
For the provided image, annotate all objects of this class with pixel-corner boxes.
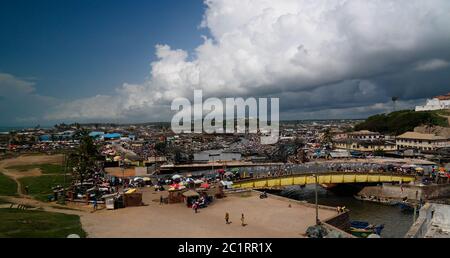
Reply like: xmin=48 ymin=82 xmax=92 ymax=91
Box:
xmin=200 ymin=183 xmax=210 ymax=189
xmin=134 ymin=177 xmax=143 ymax=181
xmin=231 ymin=168 xmax=240 ymax=173
xmin=143 ymin=177 xmax=151 ymax=181
xmin=217 ymin=169 xmax=225 ymax=174
xmin=194 ymin=179 xmax=204 ymax=184
xmin=224 ymin=172 xmax=233 ymax=177
xmin=172 ymin=174 xmax=182 ymax=180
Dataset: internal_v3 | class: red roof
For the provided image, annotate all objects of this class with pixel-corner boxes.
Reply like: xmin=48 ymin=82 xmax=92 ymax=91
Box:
xmin=435 ymin=92 xmax=450 ymax=100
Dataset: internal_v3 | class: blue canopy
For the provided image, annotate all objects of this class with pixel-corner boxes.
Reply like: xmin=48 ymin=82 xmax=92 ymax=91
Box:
xmin=89 ymin=131 xmax=105 ymax=138
xmin=103 ymin=133 xmax=121 ymax=139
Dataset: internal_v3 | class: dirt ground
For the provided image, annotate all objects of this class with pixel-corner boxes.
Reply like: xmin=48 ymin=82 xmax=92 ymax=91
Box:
xmin=80 ymin=189 xmax=337 ymax=238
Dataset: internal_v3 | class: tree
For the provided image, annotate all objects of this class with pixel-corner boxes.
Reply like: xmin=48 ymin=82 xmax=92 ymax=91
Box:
xmin=321 ymin=128 xmax=333 ymax=148
xmin=69 ymin=129 xmax=100 ymax=186
xmin=155 ymin=141 xmax=167 ymax=154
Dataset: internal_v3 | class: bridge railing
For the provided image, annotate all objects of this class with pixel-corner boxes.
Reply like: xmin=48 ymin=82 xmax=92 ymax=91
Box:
xmin=232 ymin=171 xmax=416 ymax=184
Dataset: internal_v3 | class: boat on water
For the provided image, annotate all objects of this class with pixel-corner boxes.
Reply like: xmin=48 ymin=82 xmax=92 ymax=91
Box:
xmin=354 ymin=195 xmax=399 ymax=205
xmin=349 ymin=221 xmax=384 ymax=238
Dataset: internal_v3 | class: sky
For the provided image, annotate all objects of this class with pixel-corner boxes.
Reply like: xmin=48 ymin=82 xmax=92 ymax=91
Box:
xmin=1 ymin=0 xmax=450 ymax=126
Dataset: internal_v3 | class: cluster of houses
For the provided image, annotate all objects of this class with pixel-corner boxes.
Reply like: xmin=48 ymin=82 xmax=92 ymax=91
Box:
xmin=333 ymin=130 xmax=450 ymax=155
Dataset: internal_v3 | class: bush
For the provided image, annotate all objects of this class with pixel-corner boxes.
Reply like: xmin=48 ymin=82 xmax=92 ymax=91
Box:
xmin=354 ymin=110 xmax=448 ymax=135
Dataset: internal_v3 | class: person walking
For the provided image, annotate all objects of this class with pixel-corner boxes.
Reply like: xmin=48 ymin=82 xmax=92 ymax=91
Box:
xmin=241 ymin=213 xmax=245 ymax=227
xmin=93 ymin=198 xmax=98 ymax=212
xmin=225 ymin=212 xmax=230 ymax=224
xmin=160 ymin=195 xmax=163 ymax=205
xmin=193 ymin=202 xmax=198 ymax=213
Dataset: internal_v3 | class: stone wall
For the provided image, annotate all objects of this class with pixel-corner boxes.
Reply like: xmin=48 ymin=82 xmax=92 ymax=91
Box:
xmin=405 ymin=203 xmax=450 ymax=238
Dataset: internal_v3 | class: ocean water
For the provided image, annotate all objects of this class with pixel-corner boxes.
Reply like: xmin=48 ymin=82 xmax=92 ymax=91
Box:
xmin=0 ymin=126 xmax=37 ymax=133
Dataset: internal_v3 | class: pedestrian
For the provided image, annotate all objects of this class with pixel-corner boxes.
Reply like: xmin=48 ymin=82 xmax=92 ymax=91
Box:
xmin=93 ymin=198 xmax=98 ymax=211
xmin=24 ymin=186 xmax=29 ymax=195
xmin=225 ymin=212 xmax=230 ymax=224
xmin=193 ymin=202 xmax=198 ymax=213
xmin=160 ymin=195 xmax=163 ymax=205
xmin=241 ymin=213 xmax=245 ymax=226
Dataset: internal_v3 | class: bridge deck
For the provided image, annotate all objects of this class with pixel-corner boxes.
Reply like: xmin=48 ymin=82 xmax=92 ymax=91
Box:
xmin=232 ymin=172 xmax=416 ymax=189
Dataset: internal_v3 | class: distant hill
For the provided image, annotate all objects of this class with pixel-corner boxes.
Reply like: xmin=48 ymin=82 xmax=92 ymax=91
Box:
xmin=354 ymin=110 xmax=449 ymax=136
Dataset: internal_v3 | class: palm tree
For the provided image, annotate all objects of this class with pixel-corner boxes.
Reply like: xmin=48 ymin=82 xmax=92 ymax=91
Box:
xmin=321 ymin=128 xmax=333 ymax=149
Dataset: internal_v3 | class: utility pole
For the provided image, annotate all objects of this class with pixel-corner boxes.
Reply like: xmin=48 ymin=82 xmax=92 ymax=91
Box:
xmin=210 ymin=153 xmax=220 ymax=178
xmin=413 ymin=190 xmax=419 ymax=223
xmin=314 ymin=162 xmax=320 ymax=225
xmin=314 ymin=174 xmax=320 ymax=225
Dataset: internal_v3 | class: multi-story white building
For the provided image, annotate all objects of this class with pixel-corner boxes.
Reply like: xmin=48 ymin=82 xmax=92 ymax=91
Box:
xmin=347 ymin=130 xmax=384 ymax=140
xmin=415 ymin=93 xmax=450 ymax=111
xmin=396 ymin=132 xmax=450 ymax=151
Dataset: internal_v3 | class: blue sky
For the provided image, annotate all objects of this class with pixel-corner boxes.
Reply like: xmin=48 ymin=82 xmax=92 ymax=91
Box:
xmin=0 ymin=0 xmax=206 ymax=99
xmin=1 ymin=0 xmax=450 ymax=126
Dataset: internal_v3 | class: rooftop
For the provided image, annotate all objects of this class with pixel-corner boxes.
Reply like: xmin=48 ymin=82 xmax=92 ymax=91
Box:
xmin=397 ymin=132 xmax=447 ymax=141
xmin=348 ymin=130 xmax=380 ymax=135
xmin=435 ymin=93 xmax=450 ymax=101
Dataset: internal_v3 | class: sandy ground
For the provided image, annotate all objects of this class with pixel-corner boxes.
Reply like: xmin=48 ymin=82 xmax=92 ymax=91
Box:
xmin=80 ymin=189 xmax=337 ymax=238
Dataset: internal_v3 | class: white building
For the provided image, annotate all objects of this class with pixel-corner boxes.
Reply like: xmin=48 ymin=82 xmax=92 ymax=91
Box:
xmin=415 ymin=93 xmax=450 ymax=111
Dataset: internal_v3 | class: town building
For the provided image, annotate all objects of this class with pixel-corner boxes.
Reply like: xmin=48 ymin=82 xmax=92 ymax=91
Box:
xmin=415 ymin=93 xmax=450 ymax=111
xmin=335 ymin=139 xmax=397 ymax=152
xmin=396 ymin=132 xmax=450 ymax=151
xmin=347 ymin=130 xmax=383 ymax=140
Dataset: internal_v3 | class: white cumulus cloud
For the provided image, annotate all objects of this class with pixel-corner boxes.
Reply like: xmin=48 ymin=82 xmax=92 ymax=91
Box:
xmin=45 ymin=0 xmax=450 ymax=122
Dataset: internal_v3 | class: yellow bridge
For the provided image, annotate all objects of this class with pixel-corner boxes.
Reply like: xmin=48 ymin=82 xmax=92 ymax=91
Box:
xmin=232 ymin=172 xmax=416 ymax=189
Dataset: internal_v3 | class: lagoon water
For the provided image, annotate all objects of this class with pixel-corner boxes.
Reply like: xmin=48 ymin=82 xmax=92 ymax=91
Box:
xmin=280 ymin=185 xmax=414 ymax=238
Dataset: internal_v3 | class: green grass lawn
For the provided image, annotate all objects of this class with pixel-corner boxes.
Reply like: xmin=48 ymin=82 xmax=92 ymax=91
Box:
xmin=0 ymin=208 xmax=86 ymax=238
xmin=5 ymin=164 xmax=64 ymax=174
xmin=0 ymin=172 xmax=18 ymax=196
xmin=19 ymin=175 xmax=71 ymax=202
